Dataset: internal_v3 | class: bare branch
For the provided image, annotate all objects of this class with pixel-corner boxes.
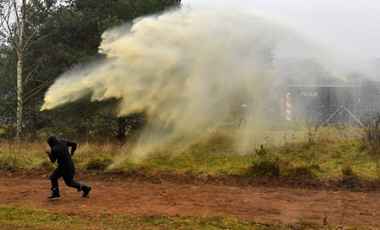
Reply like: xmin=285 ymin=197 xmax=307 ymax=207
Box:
xmin=0 ymin=1 xmax=18 ymax=50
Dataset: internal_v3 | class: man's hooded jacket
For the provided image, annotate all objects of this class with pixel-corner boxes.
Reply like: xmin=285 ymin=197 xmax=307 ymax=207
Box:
xmin=47 ymin=134 xmax=77 ymax=169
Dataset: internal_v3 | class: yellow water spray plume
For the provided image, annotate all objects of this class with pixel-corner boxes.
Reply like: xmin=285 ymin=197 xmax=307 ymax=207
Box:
xmin=41 ymin=6 xmax=322 ymax=160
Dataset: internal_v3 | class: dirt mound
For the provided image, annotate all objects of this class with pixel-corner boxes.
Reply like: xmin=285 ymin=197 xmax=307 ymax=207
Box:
xmin=1 ymin=168 xmax=379 ymax=228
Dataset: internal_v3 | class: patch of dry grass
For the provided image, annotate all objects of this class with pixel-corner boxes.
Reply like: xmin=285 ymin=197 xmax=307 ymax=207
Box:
xmin=0 ymin=125 xmax=378 ymax=180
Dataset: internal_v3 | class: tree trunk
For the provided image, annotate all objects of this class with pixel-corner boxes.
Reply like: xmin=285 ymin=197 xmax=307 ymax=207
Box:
xmin=31 ymin=74 xmax=37 ymax=140
xmin=16 ymin=0 xmax=26 ymax=141
xmin=16 ymin=52 xmax=23 ymax=141
xmin=117 ymin=117 xmax=126 ymax=142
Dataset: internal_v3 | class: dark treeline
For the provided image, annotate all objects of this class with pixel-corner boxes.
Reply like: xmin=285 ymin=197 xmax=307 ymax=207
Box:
xmin=0 ymin=0 xmax=181 ymax=142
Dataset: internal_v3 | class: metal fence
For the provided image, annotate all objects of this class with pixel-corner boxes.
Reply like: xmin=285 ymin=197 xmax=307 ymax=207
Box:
xmin=265 ymin=84 xmax=380 ymax=127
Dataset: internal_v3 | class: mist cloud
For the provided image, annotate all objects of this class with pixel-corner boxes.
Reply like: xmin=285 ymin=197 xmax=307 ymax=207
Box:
xmin=42 ymin=5 xmax=343 ymax=160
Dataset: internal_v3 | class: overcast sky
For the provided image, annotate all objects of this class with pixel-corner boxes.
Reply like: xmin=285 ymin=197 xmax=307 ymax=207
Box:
xmin=181 ymin=0 xmax=380 ymax=59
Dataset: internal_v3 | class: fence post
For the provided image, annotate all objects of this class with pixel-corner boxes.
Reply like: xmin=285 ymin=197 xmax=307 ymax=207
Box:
xmin=280 ymin=97 xmax=284 ymax=131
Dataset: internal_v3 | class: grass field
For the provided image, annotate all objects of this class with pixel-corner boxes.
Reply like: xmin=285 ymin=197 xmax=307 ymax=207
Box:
xmin=0 ymin=205 xmax=373 ymax=230
xmin=0 ymin=125 xmax=378 ymax=180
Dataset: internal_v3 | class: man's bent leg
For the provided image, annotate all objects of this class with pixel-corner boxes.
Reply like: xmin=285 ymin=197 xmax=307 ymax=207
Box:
xmin=63 ymin=169 xmax=92 ymax=197
xmin=62 ymin=169 xmax=81 ymax=190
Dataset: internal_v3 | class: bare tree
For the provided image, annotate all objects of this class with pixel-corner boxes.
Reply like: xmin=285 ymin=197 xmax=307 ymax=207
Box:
xmin=0 ymin=0 xmax=50 ymax=141
xmin=0 ymin=0 xmax=27 ymax=141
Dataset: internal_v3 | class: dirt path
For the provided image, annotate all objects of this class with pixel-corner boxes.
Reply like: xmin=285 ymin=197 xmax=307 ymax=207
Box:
xmin=0 ymin=168 xmax=379 ymax=228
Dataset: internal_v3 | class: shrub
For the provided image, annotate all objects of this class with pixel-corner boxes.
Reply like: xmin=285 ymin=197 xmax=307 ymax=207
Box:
xmin=342 ymin=164 xmax=358 ymax=181
xmin=247 ymin=157 xmax=280 ymax=177
xmin=363 ymin=116 xmax=380 ymax=177
xmin=286 ymin=164 xmax=317 ymax=177
xmin=0 ymin=156 xmax=10 ymax=169
xmin=40 ymin=159 xmax=56 ymax=170
xmin=255 ymin=144 xmax=267 ymax=157
xmin=85 ymin=156 xmax=113 ymax=170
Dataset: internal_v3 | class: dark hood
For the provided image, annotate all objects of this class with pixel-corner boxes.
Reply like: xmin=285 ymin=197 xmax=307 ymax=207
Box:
xmin=47 ymin=134 xmax=60 ymax=148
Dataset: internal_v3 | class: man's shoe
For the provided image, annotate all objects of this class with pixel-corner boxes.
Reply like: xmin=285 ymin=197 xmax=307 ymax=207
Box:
xmin=47 ymin=193 xmax=61 ymax=198
xmin=47 ymin=188 xmax=60 ymax=198
xmin=78 ymin=184 xmax=92 ymax=197
xmin=82 ymin=185 xmax=92 ymax=197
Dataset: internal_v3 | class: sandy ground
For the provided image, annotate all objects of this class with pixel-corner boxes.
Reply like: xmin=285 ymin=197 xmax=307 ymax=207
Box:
xmin=0 ymin=168 xmax=379 ymax=228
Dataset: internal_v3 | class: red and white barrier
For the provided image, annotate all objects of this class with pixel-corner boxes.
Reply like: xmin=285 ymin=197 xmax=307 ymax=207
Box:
xmin=285 ymin=93 xmax=291 ymax=121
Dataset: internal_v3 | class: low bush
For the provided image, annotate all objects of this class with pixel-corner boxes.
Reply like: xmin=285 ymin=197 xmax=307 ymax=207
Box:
xmin=286 ymin=164 xmax=318 ymax=177
xmin=342 ymin=164 xmax=358 ymax=181
xmin=85 ymin=156 xmax=113 ymax=170
xmin=247 ymin=157 xmax=280 ymax=177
